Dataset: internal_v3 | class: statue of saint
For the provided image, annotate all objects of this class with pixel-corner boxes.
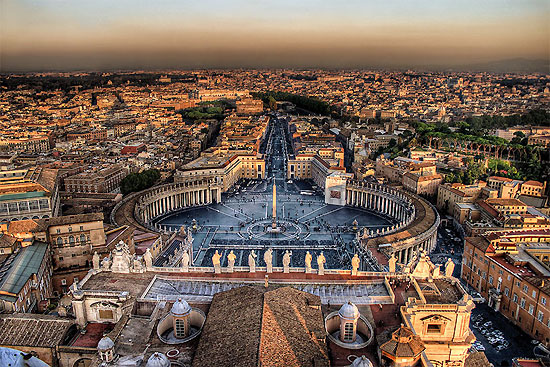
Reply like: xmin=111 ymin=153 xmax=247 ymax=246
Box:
xmin=181 ymin=250 xmax=190 ymax=272
xmin=445 ymin=258 xmax=455 ymax=277
xmin=388 ymin=253 xmax=397 ymax=273
xmin=351 ymin=254 xmax=360 ymax=276
xmin=92 ymin=251 xmax=100 ymax=270
xmin=227 ymin=250 xmax=237 ymax=273
xmin=317 ymin=252 xmax=326 ymax=275
xmin=283 ymin=250 xmax=292 ymax=273
xmin=264 ymin=248 xmax=273 ymax=273
xmin=143 ymin=248 xmax=153 ymax=270
xmin=432 ymin=264 xmax=441 ymax=278
xmin=212 ymin=250 xmax=222 ymax=274
xmin=305 ymin=251 xmax=312 ymax=273
xmin=249 ymin=250 xmax=257 ymax=273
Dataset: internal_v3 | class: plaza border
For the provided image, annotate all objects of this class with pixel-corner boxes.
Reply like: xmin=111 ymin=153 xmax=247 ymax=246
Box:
xmin=111 ymin=178 xmax=439 ymax=268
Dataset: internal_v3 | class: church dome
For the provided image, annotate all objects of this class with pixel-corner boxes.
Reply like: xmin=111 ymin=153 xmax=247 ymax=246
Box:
xmin=97 ymin=336 xmax=114 ymax=351
xmin=350 ymin=355 xmax=374 ymax=367
xmin=339 ymin=301 xmax=360 ymax=320
xmin=146 ymin=352 xmax=170 ymax=367
xmin=170 ymin=298 xmax=191 ymax=317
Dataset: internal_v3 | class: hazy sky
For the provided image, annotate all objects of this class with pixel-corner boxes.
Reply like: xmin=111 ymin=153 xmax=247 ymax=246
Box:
xmin=1 ymin=0 xmax=549 ymax=71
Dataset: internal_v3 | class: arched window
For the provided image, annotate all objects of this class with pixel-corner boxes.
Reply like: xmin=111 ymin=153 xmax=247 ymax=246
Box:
xmin=69 ymin=235 xmax=75 ymax=244
xmin=57 ymin=237 xmax=63 ymax=246
xmin=80 ymin=234 xmax=86 ymax=243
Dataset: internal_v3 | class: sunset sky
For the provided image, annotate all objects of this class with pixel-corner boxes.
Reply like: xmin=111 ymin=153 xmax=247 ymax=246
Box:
xmin=1 ymin=0 xmax=548 ymax=71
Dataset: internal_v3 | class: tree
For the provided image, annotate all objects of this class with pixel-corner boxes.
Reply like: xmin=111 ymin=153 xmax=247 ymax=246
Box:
xmin=120 ymin=169 xmax=161 ymax=195
xmin=268 ymin=96 xmax=277 ymax=111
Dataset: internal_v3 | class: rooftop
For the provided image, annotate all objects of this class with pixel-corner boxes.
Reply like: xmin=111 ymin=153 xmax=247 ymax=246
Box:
xmin=0 ymin=313 xmax=74 ymax=348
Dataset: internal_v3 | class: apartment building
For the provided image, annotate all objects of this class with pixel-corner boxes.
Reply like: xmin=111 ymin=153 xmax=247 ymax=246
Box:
xmin=0 ymin=135 xmax=51 ymax=154
xmin=64 ymin=164 xmax=128 ymax=194
xmin=462 ymin=230 xmax=550 ymax=346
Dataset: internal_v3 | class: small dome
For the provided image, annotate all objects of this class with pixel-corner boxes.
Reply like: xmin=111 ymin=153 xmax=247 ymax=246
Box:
xmin=171 ymin=298 xmax=191 ymax=317
xmin=339 ymin=301 xmax=360 ymax=320
xmin=97 ymin=336 xmax=114 ymax=351
xmin=146 ymin=352 xmax=170 ymax=367
xmin=351 ymin=355 xmax=374 ymax=367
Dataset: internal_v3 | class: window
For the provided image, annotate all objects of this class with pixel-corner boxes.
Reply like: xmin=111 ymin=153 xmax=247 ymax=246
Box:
xmin=56 ymin=228 xmax=60 ymax=234
xmin=521 ymin=298 xmax=526 ymax=308
xmin=343 ymin=322 xmax=354 ymax=341
xmin=73 ymin=277 xmax=79 ymax=283
xmin=80 ymin=226 xmax=84 ymax=231
xmin=513 ymin=294 xmax=518 ymax=303
xmin=69 ymin=235 xmax=75 ymax=244
xmin=427 ymin=324 xmax=442 ymax=334
xmin=61 ymin=279 xmax=66 ymax=285
xmin=533 ymin=290 xmax=537 ymax=298
xmin=56 ymin=237 xmax=63 ymax=246
xmin=175 ymin=318 xmax=187 ymax=338
xmin=542 ymin=297 xmax=546 ymax=306
xmin=505 ymin=288 xmax=510 ymax=297
xmin=80 ymin=234 xmax=86 ymax=243
xmin=489 ymin=276 xmax=493 ymax=285
xmin=68 ymin=227 xmax=72 ymax=232
xmin=523 ymin=285 xmax=529 ymax=293
xmin=538 ymin=311 xmax=544 ymax=322
xmin=529 ymin=305 xmax=535 ymax=315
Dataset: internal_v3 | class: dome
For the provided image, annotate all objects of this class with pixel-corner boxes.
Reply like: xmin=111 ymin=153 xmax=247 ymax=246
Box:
xmin=97 ymin=336 xmax=114 ymax=351
xmin=170 ymin=298 xmax=191 ymax=317
xmin=146 ymin=352 xmax=170 ymax=367
xmin=339 ymin=301 xmax=360 ymax=320
xmin=350 ymin=355 xmax=374 ymax=367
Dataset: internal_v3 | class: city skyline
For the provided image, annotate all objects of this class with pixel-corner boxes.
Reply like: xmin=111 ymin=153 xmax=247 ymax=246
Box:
xmin=1 ymin=0 xmax=549 ymax=72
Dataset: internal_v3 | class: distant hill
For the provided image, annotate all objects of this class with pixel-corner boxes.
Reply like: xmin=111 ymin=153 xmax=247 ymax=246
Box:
xmin=454 ymin=58 xmax=549 ymax=74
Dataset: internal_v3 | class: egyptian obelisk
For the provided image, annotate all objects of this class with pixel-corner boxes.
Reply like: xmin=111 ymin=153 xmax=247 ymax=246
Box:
xmin=272 ymin=184 xmax=277 ymax=229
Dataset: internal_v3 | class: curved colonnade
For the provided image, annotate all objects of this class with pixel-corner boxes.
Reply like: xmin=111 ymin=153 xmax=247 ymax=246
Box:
xmin=111 ymin=178 xmax=222 ymax=232
xmin=346 ymin=181 xmax=440 ymax=266
xmin=112 ymin=179 xmax=439 ymax=267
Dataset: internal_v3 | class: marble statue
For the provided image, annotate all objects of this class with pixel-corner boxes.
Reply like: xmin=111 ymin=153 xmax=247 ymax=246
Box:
xmin=101 ymin=256 xmax=111 ymax=271
xmin=249 ymin=250 xmax=257 ymax=273
xmin=143 ymin=248 xmax=153 ymax=270
xmin=92 ymin=251 xmax=100 ymax=270
xmin=181 ymin=249 xmax=190 ymax=272
xmin=317 ymin=252 xmax=326 ymax=276
xmin=212 ymin=250 xmax=222 ymax=274
xmin=264 ymin=248 xmax=273 ymax=273
xmin=283 ymin=250 xmax=292 ymax=273
xmin=388 ymin=253 xmax=397 ymax=273
xmin=432 ymin=264 xmax=440 ymax=278
xmin=305 ymin=251 xmax=312 ymax=273
xmin=351 ymin=254 xmax=360 ymax=276
xmin=445 ymin=258 xmax=455 ymax=277
xmin=227 ymin=250 xmax=237 ymax=273
xmin=133 ymin=254 xmax=144 ymax=272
